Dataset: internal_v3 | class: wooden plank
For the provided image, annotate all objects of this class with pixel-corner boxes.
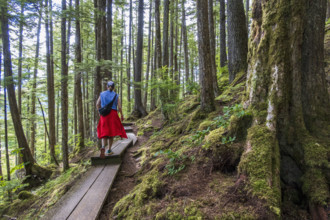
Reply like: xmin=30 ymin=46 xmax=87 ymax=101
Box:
xmin=67 ymin=164 xmax=121 ymax=220
xmin=90 ymin=139 xmax=132 ymax=166
xmin=122 ymin=122 xmax=134 ymax=126
xmin=112 ymin=139 xmax=132 ymax=156
xmin=41 ymin=166 xmax=105 ymax=220
xmin=124 ymin=126 xmax=133 ymax=132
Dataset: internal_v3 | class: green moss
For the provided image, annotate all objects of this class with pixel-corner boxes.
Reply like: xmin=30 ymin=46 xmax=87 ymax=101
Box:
xmin=216 ymin=72 xmax=246 ymax=104
xmin=112 ymin=169 xmax=163 ymax=219
xmin=300 ymin=134 xmax=329 ymax=205
xmin=203 ymin=127 xmax=225 ymax=150
xmin=197 ymin=120 xmax=214 ymax=131
xmin=302 ymin=168 xmax=328 ymax=205
xmin=238 ymin=125 xmax=281 ymax=214
xmin=18 ymin=191 xmax=34 ymax=200
xmin=155 ymin=201 xmax=204 ymax=220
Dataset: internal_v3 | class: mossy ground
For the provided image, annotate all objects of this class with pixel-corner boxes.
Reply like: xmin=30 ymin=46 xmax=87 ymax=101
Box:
xmin=111 ymin=78 xmax=272 ymax=219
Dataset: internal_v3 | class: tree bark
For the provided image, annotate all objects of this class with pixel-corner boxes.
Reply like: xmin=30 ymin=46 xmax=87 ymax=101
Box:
xmin=107 ymin=0 xmax=113 ymax=79
xmin=0 ymin=54 xmax=3 ymax=180
xmin=126 ymin=0 xmax=133 ymax=113
xmin=246 ymin=0 xmax=249 ymax=31
xmin=75 ymin=0 xmax=85 ymax=152
xmin=1 ymin=2 xmax=51 ymax=178
xmin=227 ymin=0 xmax=248 ymax=82
xmin=100 ymin=0 xmax=107 ymax=79
xmin=327 ymin=0 xmax=330 ymax=20
xmin=208 ymin=0 xmax=220 ymax=96
xmin=196 ymin=0 xmax=215 ymax=113
xmin=133 ymin=0 xmax=148 ymax=118
xmin=174 ymin=0 xmax=180 ymax=95
xmin=18 ymin=3 xmax=24 ymax=115
xmin=182 ymin=0 xmax=189 ymax=93
xmin=4 ymin=68 xmax=10 ymax=181
xmin=45 ymin=0 xmax=58 ymax=165
xmin=219 ymin=0 xmax=227 ymax=67
xmin=144 ymin=0 xmax=153 ymax=110
xmin=239 ymin=0 xmax=329 ymax=218
xmin=160 ymin=0 xmax=170 ymax=118
xmin=30 ymin=10 xmax=42 ymax=158
xmin=61 ymin=0 xmax=69 ymax=171
xmin=94 ymin=0 xmax=102 ymax=140
xmin=154 ymin=0 xmax=162 ymax=111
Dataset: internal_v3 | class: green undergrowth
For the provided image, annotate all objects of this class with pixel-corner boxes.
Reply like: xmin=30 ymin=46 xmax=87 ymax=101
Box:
xmin=0 ymin=161 xmax=90 ymax=219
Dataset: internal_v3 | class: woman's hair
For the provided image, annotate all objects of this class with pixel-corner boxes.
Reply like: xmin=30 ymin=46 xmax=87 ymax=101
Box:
xmin=107 ymin=81 xmax=115 ymax=91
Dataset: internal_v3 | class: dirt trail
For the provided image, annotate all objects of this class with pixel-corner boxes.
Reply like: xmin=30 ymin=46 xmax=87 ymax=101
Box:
xmin=98 ymin=125 xmax=147 ymax=220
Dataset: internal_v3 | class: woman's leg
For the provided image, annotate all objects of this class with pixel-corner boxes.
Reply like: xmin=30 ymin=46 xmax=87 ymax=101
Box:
xmin=108 ymin=137 xmax=114 ymax=151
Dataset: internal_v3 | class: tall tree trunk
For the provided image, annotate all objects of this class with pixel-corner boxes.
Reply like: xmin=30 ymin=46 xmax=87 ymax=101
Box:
xmin=61 ymin=0 xmax=69 ymax=171
xmin=227 ymin=0 xmax=248 ymax=82
xmin=67 ymin=0 xmax=72 ymax=66
xmin=160 ymin=0 xmax=170 ymax=118
xmin=144 ymin=1 xmax=153 ymax=110
xmin=94 ymin=0 xmax=102 ymax=140
xmin=150 ymin=28 xmax=157 ymax=111
xmin=107 ymin=0 xmax=113 ymax=79
xmin=18 ymin=3 xmax=24 ymax=115
xmin=30 ymin=11 xmax=42 ymax=158
xmin=182 ymin=0 xmax=190 ymax=93
xmin=120 ymin=10 xmax=124 ymax=109
xmin=174 ymin=0 xmax=180 ymax=95
xmin=238 ymin=0 xmax=329 ymax=219
xmin=100 ymin=0 xmax=107 ymax=79
xmin=196 ymin=0 xmax=215 ymax=113
xmin=4 ymin=67 xmax=10 ymax=182
xmin=169 ymin=0 xmax=174 ymax=92
xmin=45 ymin=0 xmax=58 ymax=165
xmin=127 ymin=0 xmax=133 ymax=113
xmin=75 ymin=0 xmax=85 ymax=151
xmin=208 ymin=0 xmax=220 ymax=96
xmin=1 ymin=2 xmax=50 ymax=178
xmin=133 ymin=0 xmax=148 ymax=118
xmin=56 ymin=90 xmax=60 ymax=143
xmin=154 ymin=0 xmax=162 ymax=110
xmin=246 ymin=0 xmax=249 ymax=31
xmin=327 ymin=0 xmax=330 ymax=20
xmin=219 ymin=0 xmax=227 ymax=67
xmin=0 ymin=54 xmax=3 ymax=180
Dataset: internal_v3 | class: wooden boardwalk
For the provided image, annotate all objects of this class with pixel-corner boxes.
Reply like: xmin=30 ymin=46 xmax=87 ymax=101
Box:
xmin=42 ymin=126 xmax=136 ymax=220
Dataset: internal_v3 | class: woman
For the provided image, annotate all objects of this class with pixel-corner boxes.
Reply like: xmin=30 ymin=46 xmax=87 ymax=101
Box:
xmin=96 ymin=81 xmax=127 ymax=158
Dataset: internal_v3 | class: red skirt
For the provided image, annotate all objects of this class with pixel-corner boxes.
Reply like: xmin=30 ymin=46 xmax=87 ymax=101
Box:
xmin=97 ymin=110 xmax=128 ymax=139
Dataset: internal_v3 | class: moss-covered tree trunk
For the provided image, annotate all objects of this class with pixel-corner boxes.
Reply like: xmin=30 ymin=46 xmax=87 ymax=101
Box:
xmin=239 ymin=0 xmax=329 ymax=218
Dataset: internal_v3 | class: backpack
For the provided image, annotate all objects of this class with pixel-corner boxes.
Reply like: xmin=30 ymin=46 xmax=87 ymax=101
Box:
xmin=98 ymin=94 xmax=117 ymax=116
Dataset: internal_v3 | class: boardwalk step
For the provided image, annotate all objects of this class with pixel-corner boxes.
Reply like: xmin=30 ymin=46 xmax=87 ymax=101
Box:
xmin=91 ymin=138 xmax=133 ymax=166
xmin=124 ymin=126 xmax=133 ymax=132
xmin=122 ymin=122 xmax=134 ymax=126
